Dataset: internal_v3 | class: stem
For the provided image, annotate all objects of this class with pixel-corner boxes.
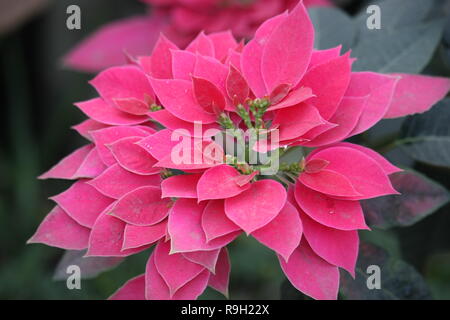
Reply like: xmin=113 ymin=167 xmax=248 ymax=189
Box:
xmin=274 ymin=174 xmax=292 ymax=187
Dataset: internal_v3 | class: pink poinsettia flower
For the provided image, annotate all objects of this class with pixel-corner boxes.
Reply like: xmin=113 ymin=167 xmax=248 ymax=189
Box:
xmin=30 ymin=1 xmax=450 ymax=300
xmin=64 ymin=0 xmax=332 ymax=72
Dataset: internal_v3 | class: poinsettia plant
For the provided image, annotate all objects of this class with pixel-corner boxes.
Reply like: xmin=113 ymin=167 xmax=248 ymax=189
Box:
xmin=28 ymin=0 xmax=450 ymax=300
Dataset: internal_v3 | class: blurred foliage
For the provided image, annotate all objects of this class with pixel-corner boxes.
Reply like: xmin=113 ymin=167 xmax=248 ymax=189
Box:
xmin=339 ymin=241 xmax=432 ymax=300
xmin=361 ymin=170 xmax=450 ymax=229
xmin=0 ymin=0 xmax=50 ymax=36
xmin=2 ymin=0 xmax=450 ymax=300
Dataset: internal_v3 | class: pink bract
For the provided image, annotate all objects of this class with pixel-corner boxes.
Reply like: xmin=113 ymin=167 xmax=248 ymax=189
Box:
xmin=31 ymin=1 xmax=450 ymax=300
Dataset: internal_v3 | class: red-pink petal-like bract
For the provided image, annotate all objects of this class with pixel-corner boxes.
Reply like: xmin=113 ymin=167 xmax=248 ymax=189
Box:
xmin=31 ymin=1 xmax=450 ymax=300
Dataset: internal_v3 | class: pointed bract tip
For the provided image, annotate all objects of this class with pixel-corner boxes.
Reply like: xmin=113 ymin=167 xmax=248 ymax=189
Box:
xmin=26 ymin=236 xmax=36 ymax=245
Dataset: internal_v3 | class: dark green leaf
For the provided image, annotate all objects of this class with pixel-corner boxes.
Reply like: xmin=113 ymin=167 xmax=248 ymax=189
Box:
xmin=309 ymin=7 xmax=356 ymax=52
xmin=280 ymin=280 xmax=314 ymax=300
xmin=340 ymin=242 xmax=432 ymax=300
xmin=280 ymin=146 xmax=304 ymax=164
xmin=361 ymin=170 xmax=450 ymax=229
xmin=352 ymin=19 xmax=445 ymax=73
xmin=53 ymin=250 xmax=123 ymax=280
xmin=399 ymin=98 xmax=450 ymax=167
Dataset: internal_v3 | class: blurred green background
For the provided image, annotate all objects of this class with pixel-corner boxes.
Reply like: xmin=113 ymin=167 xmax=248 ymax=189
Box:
xmin=1 ymin=0 xmax=450 ymax=300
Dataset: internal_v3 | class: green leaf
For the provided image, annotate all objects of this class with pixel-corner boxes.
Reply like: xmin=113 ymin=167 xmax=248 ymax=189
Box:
xmin=361 ymin=170 xmax=450 ymax=229
xmin=308 ymin=7 xmax=356 ymax=52
xmin=356 ymin=0 xmax=436 ymax=33
xmin=280 ymin=279 xmax=314 ymax=300
xmin=399 ymin=98 xmax=450 ymax=167
xmin=309 ymin=1 xmax=444 ymax=73
xmin=280 ymin=146 xmax=304 ymax=164
xmin=53 ymin=250 xmax=123 ymax=280
xmin=352 ymin=19 xmax=445 ymax=73
xmin=340 ymin=242 xmax=432 ymax=300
